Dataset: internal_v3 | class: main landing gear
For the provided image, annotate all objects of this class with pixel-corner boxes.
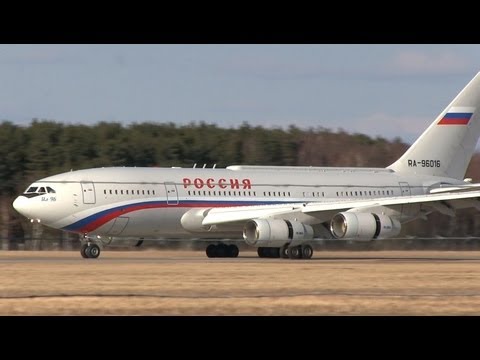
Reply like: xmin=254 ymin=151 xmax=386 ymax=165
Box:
xmin=257 ymin=245 xmax=313 ymax=259
xmin=80 ymin=243 xmax=101 ymax=259
xmin=206 ymin=243 xmax=239 ymax=258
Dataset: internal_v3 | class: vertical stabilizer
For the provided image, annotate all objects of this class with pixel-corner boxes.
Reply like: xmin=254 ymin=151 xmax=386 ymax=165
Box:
xmin=388 ymin=72 xmax=480 ymax=179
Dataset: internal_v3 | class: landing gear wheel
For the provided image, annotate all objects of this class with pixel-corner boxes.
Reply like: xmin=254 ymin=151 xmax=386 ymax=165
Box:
xmin=288 ymin=246 xmax=302 ymax=259
xmin=301 ymin=245 xmax=313 ymax=259
xmin=206 ymin=244 xmax=216 ymax=258
xmin=227 ymin=244 xmax=239 ymax=258
xmin=88 ymin=244 xmax=101 ymax=258
xmin=216 ymin=243 xmax=227 ymax=257
xmin=80 ymin=244 xmax=89 ymax=258
xmin=257 ymin=247 xmax=280 ymax=258
xmin=280 ymin=245 xmax=289 ymax=259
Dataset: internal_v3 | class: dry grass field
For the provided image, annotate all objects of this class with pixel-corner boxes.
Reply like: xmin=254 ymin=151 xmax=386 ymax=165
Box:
xmin=1 ymin=250 xmax=480 ymax=315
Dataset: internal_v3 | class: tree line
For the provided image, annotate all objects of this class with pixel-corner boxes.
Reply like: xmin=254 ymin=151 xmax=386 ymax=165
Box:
xmin=2 ymin=119 xmax=480 ymax=249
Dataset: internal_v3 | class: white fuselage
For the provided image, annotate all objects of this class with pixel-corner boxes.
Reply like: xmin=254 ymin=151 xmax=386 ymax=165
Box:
xmin=12 ymin=166 xmax=464 ymax=240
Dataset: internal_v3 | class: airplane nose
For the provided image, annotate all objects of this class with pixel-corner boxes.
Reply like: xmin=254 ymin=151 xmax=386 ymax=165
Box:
xmin=12 ymin=196 xmax=28 ymax=216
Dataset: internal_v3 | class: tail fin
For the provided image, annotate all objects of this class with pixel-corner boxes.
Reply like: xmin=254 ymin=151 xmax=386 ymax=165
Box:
xmin=388 ymin=72 xmax=480 ymax=179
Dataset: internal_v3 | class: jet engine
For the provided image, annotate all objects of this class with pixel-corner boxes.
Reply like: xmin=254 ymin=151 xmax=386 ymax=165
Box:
xmin=243 ymin=219 xmax=314 ymax=247
xmin=330 ymin=212 xmax=401 ymax=240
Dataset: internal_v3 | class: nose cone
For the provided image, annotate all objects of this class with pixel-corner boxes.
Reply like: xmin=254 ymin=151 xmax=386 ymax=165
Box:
xmin=13 ymin=196 xmax=29 ymax=217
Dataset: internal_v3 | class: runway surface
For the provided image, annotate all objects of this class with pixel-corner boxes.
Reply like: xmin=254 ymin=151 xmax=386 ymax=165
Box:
xmin=2 ymin=250 xmax=480 ymax=315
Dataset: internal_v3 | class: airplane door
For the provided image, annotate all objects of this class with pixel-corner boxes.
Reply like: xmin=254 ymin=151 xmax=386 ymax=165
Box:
xmin=165 ymin=183 xmax=179 ymax=205
xmin=107 ymin=217 xmax=129 ymax=236
xmin=399 ymin=182 xmax=412 ymax=215
xmin=81 ymin=182 xmax=96 ymax=204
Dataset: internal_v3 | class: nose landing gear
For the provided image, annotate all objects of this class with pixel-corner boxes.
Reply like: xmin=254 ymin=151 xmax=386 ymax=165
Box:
xmin=80 ymin=243 xmax=101 ymax=259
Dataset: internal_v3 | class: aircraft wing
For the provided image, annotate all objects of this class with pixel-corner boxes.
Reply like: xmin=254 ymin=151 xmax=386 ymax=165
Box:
xmin=301 ymin=190 xmax=480 ymax=216
xmin=202 ymin=203 xmax=305 ymax=226
xmin=429 ymin=184 xmax=480 ymax=194
xmin=202 ymin=189 xmax=480 ymax=226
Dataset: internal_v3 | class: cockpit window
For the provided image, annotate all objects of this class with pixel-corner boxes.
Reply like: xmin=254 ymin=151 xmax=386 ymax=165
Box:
xmin=24 ymin=186 xmax=56 ymax=195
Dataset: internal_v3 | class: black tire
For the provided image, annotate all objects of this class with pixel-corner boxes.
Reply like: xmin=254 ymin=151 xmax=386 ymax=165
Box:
xmin=271 ymin=247 xmax=280 ymax=258
xmin=280 ymin=245 xmax=289 ymax=259
xmin=206 ymin=244 xmax=216 ymax=258
xmin=80 ymin=244 xmax=89 ymax=258
xmin=216 ymin=244 xmax=227 ymax=257
xmin=228 ymin=244 xmax=239 ymax=258
xmin=257 ymin=247 xmax=265 ymax=258
xmin=88 ymin=244 xmax=101 ymax=258
xmin=301 ymin=245 xmax=313 ymax=259
xmin=288 ymin=246 xmax=302 ymax=259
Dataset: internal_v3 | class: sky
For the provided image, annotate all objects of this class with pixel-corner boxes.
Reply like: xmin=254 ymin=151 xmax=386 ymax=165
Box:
xmin=1 ymin=44 xmax=480 ymax=144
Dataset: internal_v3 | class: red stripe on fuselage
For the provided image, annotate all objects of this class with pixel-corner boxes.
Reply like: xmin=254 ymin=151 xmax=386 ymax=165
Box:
xmin=77 ymin=202 xmax=263 ymax=233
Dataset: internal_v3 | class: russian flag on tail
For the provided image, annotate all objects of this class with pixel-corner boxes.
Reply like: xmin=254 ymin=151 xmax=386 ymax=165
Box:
xmin=438 ymin=107 xmax=475 ymax=125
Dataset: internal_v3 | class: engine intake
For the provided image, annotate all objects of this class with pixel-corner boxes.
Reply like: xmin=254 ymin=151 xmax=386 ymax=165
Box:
xmin=330 ymin=212 xmax=401 ymax=240
xmin=243 ymin=219 xmax=314 ymax=247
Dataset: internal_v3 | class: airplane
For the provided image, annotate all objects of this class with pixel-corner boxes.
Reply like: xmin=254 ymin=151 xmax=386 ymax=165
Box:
xmin=12 ymin=71 xmax=480 ymax=260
